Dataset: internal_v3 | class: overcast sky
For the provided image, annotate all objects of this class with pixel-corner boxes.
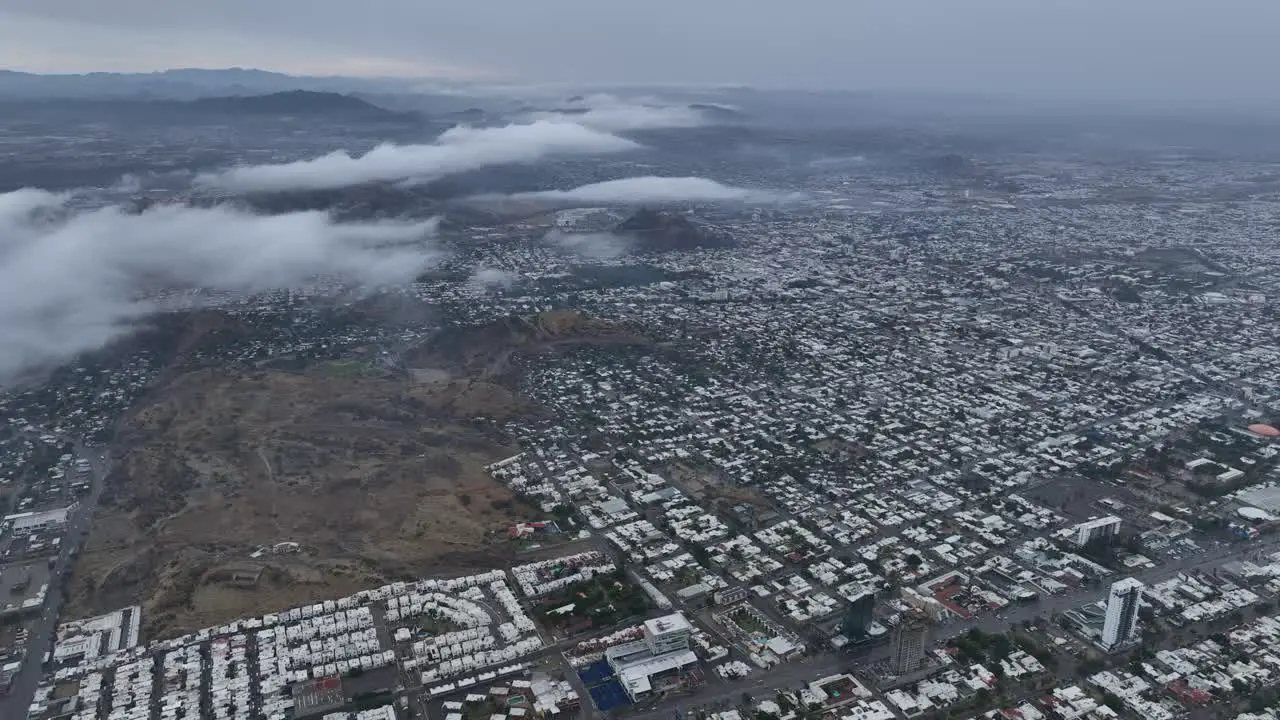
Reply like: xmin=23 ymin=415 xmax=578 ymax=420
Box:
xmin=2 ymin=0 xmax=1278 ymax=104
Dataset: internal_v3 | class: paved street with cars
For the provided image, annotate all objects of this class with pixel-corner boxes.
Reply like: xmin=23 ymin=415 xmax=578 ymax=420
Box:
xmin=0 ymin=440 xmax=109 ymax=716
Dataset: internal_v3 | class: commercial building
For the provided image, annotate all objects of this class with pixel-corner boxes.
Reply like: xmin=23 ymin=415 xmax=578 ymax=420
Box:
xmin=1101 ymin=578 xmax=1144 ymax=650
xmin=4 ymin=505 xmax=75 ymax=537
xmin=52 ymin=606 xmax=142 ymax=667
xmin=1072 ymin=516 xmax=1122 ymax=547
xmin=713 ymin=586 xmax=749 ymax=606
xmin=605 ymin=612 xmax=698 ymax=702
xmin=890 ymin=610 xmax=930 ymax=674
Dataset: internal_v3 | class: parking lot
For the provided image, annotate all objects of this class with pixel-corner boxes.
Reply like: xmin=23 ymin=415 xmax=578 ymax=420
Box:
xmin=0 ymin=561 xmax=51 ymax=617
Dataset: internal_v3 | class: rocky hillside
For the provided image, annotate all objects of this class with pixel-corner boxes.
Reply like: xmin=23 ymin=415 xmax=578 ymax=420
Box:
xmin=614 ymin=208 xmax=735 ymax=252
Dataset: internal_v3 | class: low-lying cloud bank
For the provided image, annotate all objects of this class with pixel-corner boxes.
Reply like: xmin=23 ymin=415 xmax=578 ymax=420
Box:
xmin=544 ymin=229 xmax=631 ymax=259
xmin=195 ymin=120 xmax=640 ymax=193
xmin=193 ymin=97 xmax=717 ymax=194
xmin=531 ymin=94 xmax=707 ymax=131
xmin=468 ymin=267 xmax=517 ymax=291
xmin=0 ymin=189 xmax=437 ymax=379
xmin=500 ymin=176 xmax=796 ymax=205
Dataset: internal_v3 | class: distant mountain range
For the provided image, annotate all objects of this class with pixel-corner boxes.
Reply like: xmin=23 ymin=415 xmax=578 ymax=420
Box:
xmin=0 ymin=68 xmax=767 ymax=130
xmin=0 ymin=67 xmax=412 ymax=99
xmin=0 ymin=90 xmax=418 ymax=124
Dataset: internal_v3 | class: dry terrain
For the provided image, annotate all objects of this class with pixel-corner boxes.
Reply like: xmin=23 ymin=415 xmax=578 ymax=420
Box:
xmin=66 ymin=309 xmax=647 ymax=640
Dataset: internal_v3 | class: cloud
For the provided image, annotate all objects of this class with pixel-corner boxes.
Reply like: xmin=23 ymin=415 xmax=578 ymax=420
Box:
xmin=0 ymin=187 xmax=66 ymax=223
xmin=195 ymin=120 xmax=641 ymax=193
xmin=108 ymin=173 xmax=144 ymax=193
xmin=469 ymin=267 xmax=516 ymax=291
xmin=531 ymin=94 xmax=707 ymax=131
xmin=502 ymin=176 xmax=793 ymax=206
xmin=0 ymin=189 xmax=438 ymax=379
xmin=544 ymin=229 xmax=631 ymax=260
xmin=808 ymin=155 xmax=867 ymax=168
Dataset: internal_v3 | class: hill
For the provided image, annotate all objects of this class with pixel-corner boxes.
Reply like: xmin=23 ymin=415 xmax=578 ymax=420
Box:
xmin=72 ymin=364 xmax=529 ymax=639
xmin=925 ymin=153 xmax=980 ymax=178
xmin=614 ymin=208 xmax=735 ymax=252
xmin=64 ymin=308 xmax=649 ymax=639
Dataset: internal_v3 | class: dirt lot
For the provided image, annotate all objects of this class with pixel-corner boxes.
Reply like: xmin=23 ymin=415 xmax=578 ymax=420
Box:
xmin=65 ymin=365 xmax=534 ymax=640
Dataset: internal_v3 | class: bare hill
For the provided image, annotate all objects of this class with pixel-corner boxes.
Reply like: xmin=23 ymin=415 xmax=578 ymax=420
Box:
xmin=66 ymin=308 xmax=647 ymax=639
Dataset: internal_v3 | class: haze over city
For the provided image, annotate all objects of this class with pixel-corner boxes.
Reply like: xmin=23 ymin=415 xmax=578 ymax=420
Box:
xmin=3 ymin=0 xmax=1280 ymax=107
xmin=3 ymin=4 xmax=1280 ymax=720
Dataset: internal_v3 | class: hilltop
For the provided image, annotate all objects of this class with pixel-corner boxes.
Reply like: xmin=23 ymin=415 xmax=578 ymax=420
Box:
xmin=614 ymin=208 xmax=736 ymax=253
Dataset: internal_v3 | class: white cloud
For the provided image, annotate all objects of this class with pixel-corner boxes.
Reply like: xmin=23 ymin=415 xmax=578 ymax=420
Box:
xmin=0 ymin=187 xmax=66 ymax=224
xmin=504 ymin=176 xmax=792 ymax=205
xmin=808 ymin=154 xmax=867 ymax=168
xmin=544 ymin=229 xmax=631 ymax=259
xmin=469 ymin=267 xmax=516 ymax=290
xmin=195 ymin=120 xmax=641 ymax=193
xmin=0 ymin=190 xmax=438 ymax=379
xmin=109 ymin=173 xmax=144 ymax=193
xmin=531 ymin=94 xmax=707 ymax=131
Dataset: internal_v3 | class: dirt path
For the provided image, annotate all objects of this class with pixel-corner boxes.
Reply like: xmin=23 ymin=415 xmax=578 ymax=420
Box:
xmin=257 ymin=446 xmax=284 ymax=536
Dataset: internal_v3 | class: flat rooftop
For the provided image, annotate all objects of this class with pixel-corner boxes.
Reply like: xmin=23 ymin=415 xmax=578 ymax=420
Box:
xmin=615 ymin=649 xmax=698 ymax=695
xmin=643 ymin=612 xmax=692 ymax=637
xmin=5 ymin=507 xmax=72 ymax=530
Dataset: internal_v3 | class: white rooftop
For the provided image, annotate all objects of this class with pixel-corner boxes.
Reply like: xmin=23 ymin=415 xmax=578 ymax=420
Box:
xmin=643 ymin=613 xmax=692 ymax=637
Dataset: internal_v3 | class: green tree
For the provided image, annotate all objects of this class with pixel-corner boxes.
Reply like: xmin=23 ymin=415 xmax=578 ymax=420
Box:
xmin=989 ymin=633 xmax=1013 ymax=660
xmin=1248 ymin=688 xmax=1277 ymax=713
xmin=973 ymin=688 xmax=992 ymax=708
xmin=1076 ymin=658 xmax=1103 ymax=677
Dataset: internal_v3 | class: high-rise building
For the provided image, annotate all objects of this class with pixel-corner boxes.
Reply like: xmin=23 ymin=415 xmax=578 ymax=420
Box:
xmin=1101 ymin=578 xmax=1144 ymax=649
xmin=842 ymin=590 xmax=876 ymax=638
xmin=1072 ymin=516 xmax=1122 ymax=547
xmin=890 ymin=610 xmax=930 ymax=674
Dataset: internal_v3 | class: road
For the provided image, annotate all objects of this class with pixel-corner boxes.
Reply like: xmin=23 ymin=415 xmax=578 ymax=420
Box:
xmin=0 ymin=440 xmax=110 ymax=717
xmin=0 ymin=428 xmax=1267 ymax=720
xmin=930 ymin=535 xmax=1280 ymax=642
xmin=625 ymin=656 xmax=846 ymax=720
xmin=622 ymin=534 xmax=1280 ymax=720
